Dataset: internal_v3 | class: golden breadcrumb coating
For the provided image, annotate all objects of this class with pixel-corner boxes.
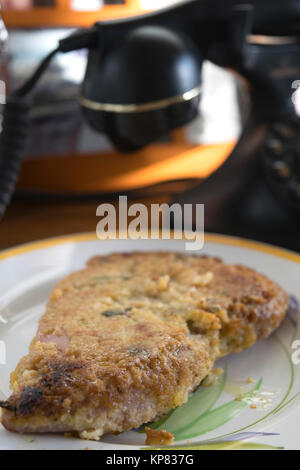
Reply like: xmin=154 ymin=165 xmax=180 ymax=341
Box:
xmin=0 ymin=252 xmax=289 ymax=438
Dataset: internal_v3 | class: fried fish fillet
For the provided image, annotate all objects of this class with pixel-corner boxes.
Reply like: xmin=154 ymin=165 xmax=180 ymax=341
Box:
xmin=0 ymin=252 xmax=289 ymax=439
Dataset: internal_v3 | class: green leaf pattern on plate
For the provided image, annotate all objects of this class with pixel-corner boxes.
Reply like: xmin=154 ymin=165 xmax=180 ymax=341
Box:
xmin=141 ymin=369 xmax=263 ymax=445
xmin=174 ymin=378 xmax=262 ymax=441
xmin=148 ymin=366 xmax=227 ymax=434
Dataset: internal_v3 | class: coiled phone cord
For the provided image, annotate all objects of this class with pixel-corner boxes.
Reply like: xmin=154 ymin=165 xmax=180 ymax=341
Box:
xmin=0 ymin=27 xmax=104 ymax=218
xmin=0 ymin=47 xmax=60 ymax=218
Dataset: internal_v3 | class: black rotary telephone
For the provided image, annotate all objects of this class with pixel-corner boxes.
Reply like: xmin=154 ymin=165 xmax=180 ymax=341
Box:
xmin=1 ymin=0 xmax=300 ymax=236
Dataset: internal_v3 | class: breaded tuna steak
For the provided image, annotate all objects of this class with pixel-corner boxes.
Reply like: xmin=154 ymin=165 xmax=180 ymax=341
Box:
xmin=0 ymin=252 xmax=289 ymax=438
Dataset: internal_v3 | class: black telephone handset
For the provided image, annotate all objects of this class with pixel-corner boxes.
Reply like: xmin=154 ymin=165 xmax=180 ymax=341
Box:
xmin=1 ymin=0 xmax=300 ymax=219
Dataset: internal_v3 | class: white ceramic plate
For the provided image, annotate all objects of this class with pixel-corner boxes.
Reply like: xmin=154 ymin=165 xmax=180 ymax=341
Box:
xmin=0 ymin=233 xmax=299 ymax=450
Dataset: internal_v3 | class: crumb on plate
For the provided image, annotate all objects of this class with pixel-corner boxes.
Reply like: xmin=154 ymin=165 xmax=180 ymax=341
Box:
xmin=78 ymin=429 xmax=102 ymax=441
xmin=145 ymin=427 xmax=174 ymax=446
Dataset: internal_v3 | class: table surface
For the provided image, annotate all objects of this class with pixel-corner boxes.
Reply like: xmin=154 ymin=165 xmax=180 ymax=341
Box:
xmin=0 ymin=200 xmax=111 ymax=251
xmin=0 ymin=198 xmax=166 ymax=251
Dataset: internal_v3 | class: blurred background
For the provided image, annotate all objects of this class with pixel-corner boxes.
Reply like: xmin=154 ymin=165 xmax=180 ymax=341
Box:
xmin=0 ymin=0 xmax=298 ymax=251
xmin=1 ymin=0 xmax=243 ymax=196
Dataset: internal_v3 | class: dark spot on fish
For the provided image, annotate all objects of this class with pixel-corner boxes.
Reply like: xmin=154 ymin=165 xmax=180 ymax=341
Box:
xmin=0 ymin=400 xmax=16 ymax=412
xmin=18 ymin=386 xmax=44 ymax=415
xmin=102 ymin=309 xmax=127 ymax=317
xmin=175 ymin=253 xmax=186 ymax=260
xmin=41 ymin=371 xmax=75 ymax=388
xmin=41 ymin=362 xmax=84 ymax=389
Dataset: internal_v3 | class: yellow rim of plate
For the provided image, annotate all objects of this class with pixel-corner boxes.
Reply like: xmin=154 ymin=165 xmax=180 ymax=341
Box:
xmin=0 ymin=231 xmax=299 ymax=264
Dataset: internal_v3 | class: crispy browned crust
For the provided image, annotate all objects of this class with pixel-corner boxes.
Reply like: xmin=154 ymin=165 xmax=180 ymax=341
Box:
xmin=0 ymin=252 xmax=289 ymax=437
